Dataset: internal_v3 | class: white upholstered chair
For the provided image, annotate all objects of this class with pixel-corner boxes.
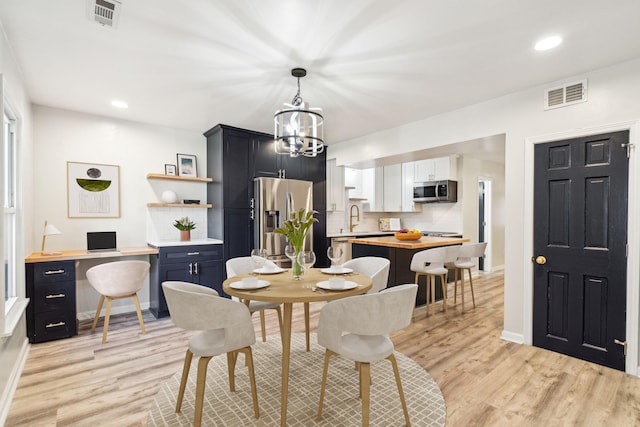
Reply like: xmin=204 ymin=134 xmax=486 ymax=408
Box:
xmin=316 ymin=283 xmax=418 ymax=427
xmin=86 ymin=260 xmax=150 ymax=344
xmin=410 ymin=246 xmax=460 ymax=316
xmin=162 ymin=281 xmax=259 ymax=427
xmin=453 ymin=242 xmax=488 ymax=311
xmin=226 ymin=256 xmax=283 ymax=342
xmin=341 ymin=256 xmax=391 ymax=294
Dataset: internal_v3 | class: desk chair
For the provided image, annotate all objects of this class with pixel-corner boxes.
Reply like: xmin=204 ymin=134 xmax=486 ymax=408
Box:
xmin=86 ymin=260 xmax=149 ymax=344
xmin=341 ymin=256 xmax=391 ymax=294
xmin=316 ymin=284 xmax=418 ymax=427
xmin=226 ymin=256 xmax=283 ymax=342
xmin=410 ymin=246 xmax=460 ymax=316
xmin=162 ymin=281 xmax=259 ymax=427
xmin=453 ymin=242 xmax=488 ymax=311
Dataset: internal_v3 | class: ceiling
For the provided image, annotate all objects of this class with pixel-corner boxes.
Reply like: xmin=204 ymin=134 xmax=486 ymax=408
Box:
xmin=1 ymin=0 xmax=640 ymax=159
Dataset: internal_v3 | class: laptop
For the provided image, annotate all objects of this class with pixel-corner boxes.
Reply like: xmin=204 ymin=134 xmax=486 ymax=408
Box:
xmin=87 ymin=231 xmax=118 ymax=252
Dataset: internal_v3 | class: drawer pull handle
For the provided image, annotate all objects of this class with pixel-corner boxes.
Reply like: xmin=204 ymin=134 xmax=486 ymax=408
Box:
xmin=187 ymin=252 xmax=200 ymax=256
xmin=44 ymin=269 xmax=65 ymax=275
xmin=45 ymin=293 xmax=66 ymax=299
xmin=46 ymin=321 xmax=66 ymax=328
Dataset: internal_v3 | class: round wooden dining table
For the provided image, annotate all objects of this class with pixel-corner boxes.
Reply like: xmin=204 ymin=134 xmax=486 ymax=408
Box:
xmin=223 ymin=268 xmax=372 ymax=427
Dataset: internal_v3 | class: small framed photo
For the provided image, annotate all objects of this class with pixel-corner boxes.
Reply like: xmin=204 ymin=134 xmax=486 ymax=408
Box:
xmin=165 ymin=164 xmax=177 ymax=176
xmin=177 ymin=153 xmax=198 ymax=178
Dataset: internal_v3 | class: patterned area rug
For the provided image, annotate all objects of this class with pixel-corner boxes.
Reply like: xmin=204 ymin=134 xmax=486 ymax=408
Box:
xmin=148 ymin=333 xmax=446 ymax=426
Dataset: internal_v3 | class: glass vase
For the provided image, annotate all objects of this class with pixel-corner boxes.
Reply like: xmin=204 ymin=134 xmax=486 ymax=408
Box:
xmin=292 ymin=250 xmax=304 ymax=280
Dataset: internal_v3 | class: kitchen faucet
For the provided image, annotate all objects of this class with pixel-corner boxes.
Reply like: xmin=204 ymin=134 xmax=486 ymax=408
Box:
xmin=349 ymin=204 xmax=360 ymax=232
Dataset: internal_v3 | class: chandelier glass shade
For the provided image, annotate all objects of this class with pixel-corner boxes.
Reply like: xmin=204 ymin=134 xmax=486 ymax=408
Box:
xmin=274 ymin=68 xmax=324 ymax=158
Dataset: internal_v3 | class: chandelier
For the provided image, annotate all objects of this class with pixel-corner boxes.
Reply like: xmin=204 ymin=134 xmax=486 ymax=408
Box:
xmin=274 ymin=68 xmax=324 ymax=157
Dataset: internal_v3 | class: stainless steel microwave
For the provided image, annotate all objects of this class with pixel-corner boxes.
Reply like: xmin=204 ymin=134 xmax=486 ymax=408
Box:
xmin=413 ymin=180 xmax=458 ymax=203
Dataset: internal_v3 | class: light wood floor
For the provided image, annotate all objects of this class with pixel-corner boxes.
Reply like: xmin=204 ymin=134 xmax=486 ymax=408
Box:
xmin=6 ymin=269 xmax=640 ymax=426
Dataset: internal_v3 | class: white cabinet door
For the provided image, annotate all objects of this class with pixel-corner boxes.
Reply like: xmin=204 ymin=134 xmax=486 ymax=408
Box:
xmin=383 ymin=164 xmax=402 ymax=212
xmin=433 ymin=157 xmax=450 ymax=181
xmin=414 ymin=159 xmax=435 ymax=182
xmin=326 ymin=159 xmax=345 ymax=211
xmin=401 ymin=162 xmax=421 ymax=212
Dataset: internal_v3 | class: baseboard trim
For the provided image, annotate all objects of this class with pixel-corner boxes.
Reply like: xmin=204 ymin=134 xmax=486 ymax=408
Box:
xmin=500 ymin=330 xmax=524 ymax=344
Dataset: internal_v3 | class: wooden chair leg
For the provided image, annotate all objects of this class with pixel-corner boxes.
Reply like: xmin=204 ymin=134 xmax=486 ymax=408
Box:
xmin=102 ymin=297 xmax=112 ymax=344
xmin=388 ymin=353 xmax=411 ymax=427
xmin=239 ymin=346 xmax=260 ymax=419
xmin=425 ymin=275 xmax=431 ymax=316
xmin=194 ymin=356 xmax=212 ymax=427
xmin=227 ymin=351 xmax=239 ymax=391
xmin=317 ymin=349 xmax=334 ymax=420
xmin=440 ymin=274 xmax=447 ymax=313
xmin=91 ymin=295 xmax=105 ymax=333
xmin=467 ymin=268 xmax=476 ymax=308
xmin=454 ymin=268 xmax=459 ymax=304
xmin=176 ymin=349 xmax=193 ymax=412
xmin=259 ymin=310 xmax=267 ymax=342
xmin=460 ymin=267 xmax=466 ymax=311
xmin=132 ymin=293 xmax=146 ymax=335
xmin=360 ymin=362 xmax=371 ymax=427
xmin=430 ymin=276 xmax=436 ymax=317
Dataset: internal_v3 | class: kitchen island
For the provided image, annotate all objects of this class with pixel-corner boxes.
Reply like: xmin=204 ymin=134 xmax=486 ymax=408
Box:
xmin=348 ymin=235 xmax=469 ymax=305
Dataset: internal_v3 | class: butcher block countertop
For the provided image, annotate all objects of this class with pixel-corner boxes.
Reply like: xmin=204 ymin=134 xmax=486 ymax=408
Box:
xmin=348 ymin=235 xmax=469 ymax=249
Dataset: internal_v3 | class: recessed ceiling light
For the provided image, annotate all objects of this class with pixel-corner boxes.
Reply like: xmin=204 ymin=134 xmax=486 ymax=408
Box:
xmin=535 ymin=36 xmax=562 ymax=51
xmin=111 ymin=100 xmax=128 ymax=109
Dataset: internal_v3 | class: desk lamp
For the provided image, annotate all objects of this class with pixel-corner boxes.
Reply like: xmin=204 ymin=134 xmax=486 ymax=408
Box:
xmin=41 ymin=220 xmax=62 ymax=255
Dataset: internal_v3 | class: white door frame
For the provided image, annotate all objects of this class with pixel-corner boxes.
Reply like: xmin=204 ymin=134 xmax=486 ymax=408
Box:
xmin=523 ymin=120 xmax=640 ymax=376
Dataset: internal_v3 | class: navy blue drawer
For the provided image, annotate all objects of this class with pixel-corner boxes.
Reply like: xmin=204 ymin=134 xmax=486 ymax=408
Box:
xmin=33 ymin=261 xmax=75 ymax=283
xmin=32 ymin=311 xmax=77 ymax=343
xmin=159 ymin=245 xmax=223 ymax=263
xmin=33 ymin=281 xmax=76 ymax=313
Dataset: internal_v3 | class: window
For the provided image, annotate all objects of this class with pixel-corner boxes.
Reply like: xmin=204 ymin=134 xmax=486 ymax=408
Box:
xmin=3 ymin=110 xmax=17 ymax=312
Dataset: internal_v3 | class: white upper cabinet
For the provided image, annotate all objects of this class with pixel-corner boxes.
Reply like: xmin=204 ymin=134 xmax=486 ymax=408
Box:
xmin=401 ymin=162 xmax=421 ymax=212
xmin=326 ymin=159 xmax=345 ymax=211
xmin=414 ymin=156 xmax=457 ymax=182
xmin=383 ymin=164 xmax=402 ymax=212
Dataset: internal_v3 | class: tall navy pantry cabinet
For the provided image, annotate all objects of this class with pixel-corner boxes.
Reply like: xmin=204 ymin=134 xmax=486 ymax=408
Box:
xmin=204 ymin=124 xmax=328 ymax=269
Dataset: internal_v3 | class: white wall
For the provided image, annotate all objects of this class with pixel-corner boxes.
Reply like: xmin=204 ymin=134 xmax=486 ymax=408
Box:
xmin=328 ymin=58 xmax=640 ymax=367
xmin=0 ymin=20 xmax=33 ymax=425
xmin=32 ymin=105 xmax=207 ymax=316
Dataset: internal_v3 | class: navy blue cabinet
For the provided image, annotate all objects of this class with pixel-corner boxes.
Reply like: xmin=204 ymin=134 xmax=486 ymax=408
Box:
xmin=149 ymin=244 xmax=224 ymax=318
xmin=25 ymin=260 xmax=78 ymax=343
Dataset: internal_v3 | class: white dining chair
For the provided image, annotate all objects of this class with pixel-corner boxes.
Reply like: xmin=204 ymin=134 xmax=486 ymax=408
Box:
xmin=226 ymin=256 xmax=283 ymax=342
xmin=86 ymin=260 xmax=150 ymax=344
xmin=341 ymin=256 xmax=391 ymax=294
xmin=453 ymin=242 xmax=488 ymax=311
xmin=410 ymin=245 xmax=460 ymax=316
xmin=162 ymin=281 xmax=259 ymax=427
xmin=316 ymin=283 xmax=418 ymax=427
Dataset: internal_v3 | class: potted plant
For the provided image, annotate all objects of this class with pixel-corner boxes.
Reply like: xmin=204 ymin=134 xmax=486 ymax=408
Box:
xmin=173 ymin=216 xmax=196 ymax=241
xmin=275 ymin=208 xmax=318 ymax=279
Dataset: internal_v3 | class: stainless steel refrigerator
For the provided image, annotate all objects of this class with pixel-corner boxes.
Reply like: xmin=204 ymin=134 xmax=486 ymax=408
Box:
xmin=254 ymin=177 xmax=313 ymax=267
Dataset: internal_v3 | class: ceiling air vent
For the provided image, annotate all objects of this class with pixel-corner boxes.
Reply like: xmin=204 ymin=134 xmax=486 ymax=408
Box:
xmin=87 ymin=0 xmax=121 ymax=28
xmin=544 ymin=79 xmax=587 ymax=110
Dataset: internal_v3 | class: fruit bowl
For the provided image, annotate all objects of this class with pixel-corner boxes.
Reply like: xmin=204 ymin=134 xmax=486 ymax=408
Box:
xmin=394 ymin=231 xmax=423 ymax=241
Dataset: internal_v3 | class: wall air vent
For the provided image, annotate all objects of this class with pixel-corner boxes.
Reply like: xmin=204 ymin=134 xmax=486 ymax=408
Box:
xmin=87 ymin=0 xmax=121 ymax=28
xmin=544 ymin=79 xmax=587 ymax=110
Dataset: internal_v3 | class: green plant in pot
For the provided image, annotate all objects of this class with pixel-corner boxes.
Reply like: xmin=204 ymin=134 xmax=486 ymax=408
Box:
xmin=174 ymin=216 xmax=196 ymax=241
xmin=275 ymin=208 xmax=317 ymax=279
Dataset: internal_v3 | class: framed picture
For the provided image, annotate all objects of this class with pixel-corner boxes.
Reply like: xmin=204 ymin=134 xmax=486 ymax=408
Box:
xmin=67 ymin=161 xmax=120 ymax=218
xmin=165 ymin=164 xmax=177 ymax=176
xmin=177 ymin=153 xmax=198 ymax=177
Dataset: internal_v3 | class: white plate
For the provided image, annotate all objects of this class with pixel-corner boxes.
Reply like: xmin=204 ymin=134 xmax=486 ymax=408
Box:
xmin=320 ymin=267 xmax=354 ymax=275
xmin=252 ymin=266 xmax=286 ymax=274
xmin=316 ymin=280 xmax=358 ymax=291
xmin=229 ymin=279 xmax=270 ymax=290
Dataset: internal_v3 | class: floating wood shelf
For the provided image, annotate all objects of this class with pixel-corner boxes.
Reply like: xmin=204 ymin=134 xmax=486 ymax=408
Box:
xmin=146 ymin=173 xmax=212 ymax=183
xmin=147 ymin=203 xmax=212 ymax=208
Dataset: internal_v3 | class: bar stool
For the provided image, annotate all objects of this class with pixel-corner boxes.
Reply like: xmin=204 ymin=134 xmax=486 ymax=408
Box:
xmin=453 ymin=242 xmax=488 ymax=311
xmin=410 ymin=246 xmax=460 ymax=316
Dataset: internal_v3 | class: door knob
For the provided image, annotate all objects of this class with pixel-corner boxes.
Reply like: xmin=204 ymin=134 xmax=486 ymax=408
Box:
xmin=533 ymin=255 xmax=547 ymax=265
